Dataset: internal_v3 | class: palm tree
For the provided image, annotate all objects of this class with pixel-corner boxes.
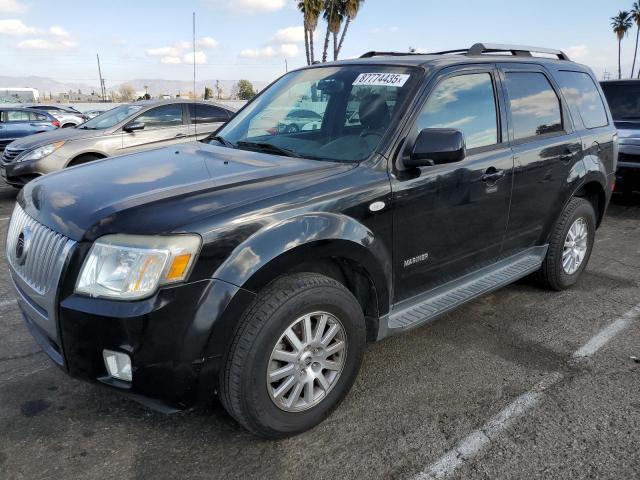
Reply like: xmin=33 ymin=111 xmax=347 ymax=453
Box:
xmin=297 ymin=1 xmax=311 ymax=65
xmin=298 ymin=0 xmax=324 ymax=64
xmin=633 ymin=3 xmax=640 ymax=78
xmin=611 ymin=11 xmax=632 ymax=79
xmin=336 ymin=0 xmax=363 ymax=59
xmin=307 ymin=0 xmax=323 ymax=63
xmin=322 ymin=0 xmax=343 ymax=62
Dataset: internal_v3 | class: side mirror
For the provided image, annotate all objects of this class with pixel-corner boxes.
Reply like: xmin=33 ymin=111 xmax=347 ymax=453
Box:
xmin=124 ymin=122 xmax=145 ymax=132
xmin=404 ymin=128 xmax=466 ymax=168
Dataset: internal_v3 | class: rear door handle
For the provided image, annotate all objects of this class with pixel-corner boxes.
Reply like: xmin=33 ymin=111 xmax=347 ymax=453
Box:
xmin=482 ymin=168 xmax=505 ymax=183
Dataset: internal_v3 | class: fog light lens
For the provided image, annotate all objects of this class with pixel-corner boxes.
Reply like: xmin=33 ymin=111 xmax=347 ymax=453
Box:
xmin=103 ymin=349 xmax=132 ymax=382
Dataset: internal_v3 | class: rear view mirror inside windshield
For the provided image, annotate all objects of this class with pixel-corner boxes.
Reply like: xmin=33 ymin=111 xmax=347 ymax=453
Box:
xmin=316 ymin=79 xmax=344 ymax=94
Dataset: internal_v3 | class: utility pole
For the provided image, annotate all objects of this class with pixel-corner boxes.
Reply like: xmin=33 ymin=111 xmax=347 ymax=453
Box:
xmin=285 ymin=58 xmax=288 ymax=73
xmin=216 ymin=79 xmax=220 ymax=99
xmin=96 ymin=53 xmax=106 ymax=102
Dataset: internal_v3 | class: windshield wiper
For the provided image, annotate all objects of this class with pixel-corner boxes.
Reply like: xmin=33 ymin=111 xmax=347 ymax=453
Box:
xmin=236 ymin=141 xmax=302 ymax=158
xmin=210 ymin=135 xmax=234 ymax=147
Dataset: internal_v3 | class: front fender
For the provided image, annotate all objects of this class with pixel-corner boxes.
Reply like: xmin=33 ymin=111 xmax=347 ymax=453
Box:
xmin=212 ymin=212 xmax=392 ymax=313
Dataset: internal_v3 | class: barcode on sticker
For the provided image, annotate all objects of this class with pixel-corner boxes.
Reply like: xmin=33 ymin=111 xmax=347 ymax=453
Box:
xmin=353 ymin=73 xmax=410 ymax=87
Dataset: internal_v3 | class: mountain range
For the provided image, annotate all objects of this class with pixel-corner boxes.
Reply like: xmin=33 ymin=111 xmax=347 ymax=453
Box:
xmin=0 ymin=76 xmax=269 ymax=97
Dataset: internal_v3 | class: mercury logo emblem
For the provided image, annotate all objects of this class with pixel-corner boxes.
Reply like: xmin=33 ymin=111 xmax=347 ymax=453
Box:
xmin=15 ymin=226 xmax=32 ymax=265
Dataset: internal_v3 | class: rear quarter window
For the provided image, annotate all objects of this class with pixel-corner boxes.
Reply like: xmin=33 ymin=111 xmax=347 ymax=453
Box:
xmin=556 ymin=71 xmax=608 ymax=129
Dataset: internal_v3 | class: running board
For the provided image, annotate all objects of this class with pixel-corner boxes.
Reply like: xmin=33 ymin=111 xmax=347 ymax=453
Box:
xmin=378 ymin=246 xmax=548 ymax=339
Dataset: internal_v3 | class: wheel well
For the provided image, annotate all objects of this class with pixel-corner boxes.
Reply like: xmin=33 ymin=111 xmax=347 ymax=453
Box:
xmin=282 ymin=257 xmax=380 ymax=341
xmin=574 ymin=181 xmax=606 ymax=227
xmin=68 ymin=153 xmax=106 ymax=166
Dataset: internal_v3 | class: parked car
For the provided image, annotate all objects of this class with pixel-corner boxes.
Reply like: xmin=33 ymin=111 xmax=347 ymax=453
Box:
xmin=600 ymin=79 xmax=640 ymax=196
xmin=277 ymin=109 xmax=322 ymax=133
xmin=0 ymin=107 xmax=59 ymax=151
xmin=6 ymin=43 xmax=616 ymax=438
xmin=83 ymin=109 xmax=108 ymax=119
xmin=25 ymin=104 xmax=88 ymax=128
xmin=1 ymin=99 xmax=235 ymax=187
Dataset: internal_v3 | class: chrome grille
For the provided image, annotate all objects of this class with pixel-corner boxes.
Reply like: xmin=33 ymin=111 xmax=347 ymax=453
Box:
xmin=6 ymin=204 xmax=74 ymax=295
xmin=2 ymin=146 xmax=25 ymax=163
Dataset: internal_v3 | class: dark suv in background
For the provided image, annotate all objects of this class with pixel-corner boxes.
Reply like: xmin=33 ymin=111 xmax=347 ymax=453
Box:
xmin=601 ymin=80 xmax=640 ymax=196
xmin=6 ymin=43 xmax=616 ymax=438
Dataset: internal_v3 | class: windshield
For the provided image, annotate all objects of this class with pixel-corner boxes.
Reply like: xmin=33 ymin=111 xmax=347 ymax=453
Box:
xmin=600 ymin=83 xmax=640 ymax=120
xmin=214 ymin=65 xmax=420 ymax=162
xmin=80 ymin=105 xmax=143 ymax=130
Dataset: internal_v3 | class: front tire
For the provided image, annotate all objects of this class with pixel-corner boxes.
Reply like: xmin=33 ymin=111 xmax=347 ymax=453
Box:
xmin=219 ymin=273 xmax=366 ymax=438
xmin=537 ymin=197 xmax=596 ymax=290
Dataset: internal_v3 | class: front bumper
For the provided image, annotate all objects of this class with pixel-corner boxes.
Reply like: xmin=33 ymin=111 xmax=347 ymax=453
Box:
xmin=14 ymin=273 xmax=254 ymax=410
xmin=1 ymin=151 xmax=67 ymax=187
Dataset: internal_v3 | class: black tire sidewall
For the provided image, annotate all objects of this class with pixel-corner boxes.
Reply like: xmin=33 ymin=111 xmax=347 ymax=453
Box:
xmin=551 ymin=200 xmax=596 ymax=289
xmin=238 ymin=283 xmax=365 ymax=437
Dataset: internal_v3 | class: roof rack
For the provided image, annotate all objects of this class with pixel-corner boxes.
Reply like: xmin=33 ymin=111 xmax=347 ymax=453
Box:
xmin=466 ymin=43 xmax=571 ymax=60
xmin=359 ymin=43 xmax=571 ymax=61
xmin=359 ymin=51 xmax=424 ymax=58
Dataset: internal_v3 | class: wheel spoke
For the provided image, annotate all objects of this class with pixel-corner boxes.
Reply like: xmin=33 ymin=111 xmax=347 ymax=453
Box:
xmin=273 ymin=375 xmax=296 ymax=398
xmin=321 ymin=324 xmax=339 ymax=346
xmin=271 ymin=349 xmax=298 ymax=363
xmin=269 ymin=364 xmax=295 ymax=382
xmin=287 ymin=381 xmax=304 ymax=408
xmin=316 ymin=372 xmax=330 ymax=391
xmin=303 ymin=315 xmax=313 ymax=344
xmin=314 ymin=314 xmax=328 ymax=343
xmin=324 ymin=360 xmax=341 ymax=371
xmin=324 ymin=340 xmax=345 ymax=357
xmin=303 ymin=379 xmax=314 ymax=404
xmin=284 ymin=327 xmax=304 ymax=352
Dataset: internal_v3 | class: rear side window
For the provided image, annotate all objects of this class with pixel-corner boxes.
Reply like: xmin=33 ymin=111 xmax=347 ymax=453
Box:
xmin=6 ymin=110 xmax=30 ymax=122
xmin=188 ymin=104 xmax=229 ymax=124
xmin=28 ymin=112 xmax=48 ymax=121
xmin=556 ymin=71 xmax=608 ymax=129
xmin=135 ymin=104 xmax=184 ymax=128
xmin=505 ymin=72 xmax=563 ymax=140
xmin=416 ymin=73 xmax=498 ymax=149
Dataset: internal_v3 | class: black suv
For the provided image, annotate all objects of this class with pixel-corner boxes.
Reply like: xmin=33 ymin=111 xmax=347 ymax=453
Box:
xmin=600 ymin=79 xmax=640 ymax=195
xmin=6 ymin=43 xmax=616 ymax=438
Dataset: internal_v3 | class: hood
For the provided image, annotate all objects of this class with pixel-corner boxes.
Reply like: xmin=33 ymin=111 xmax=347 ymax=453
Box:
xmin=20 ymin=142 xmax=353 ymax=241
xmin=8 ymin=127 xmax=108 ymax=150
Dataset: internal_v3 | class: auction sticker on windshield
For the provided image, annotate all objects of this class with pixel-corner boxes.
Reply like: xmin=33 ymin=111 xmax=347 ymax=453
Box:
xmin=353 ymin=73 xmax=410 ymax=87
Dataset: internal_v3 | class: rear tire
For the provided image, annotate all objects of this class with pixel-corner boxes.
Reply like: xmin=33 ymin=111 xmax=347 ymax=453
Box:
xmin=536 ymin=197 xmax=596 ymax=290
xmin=219 ymin=273 xmax=366 ymax=439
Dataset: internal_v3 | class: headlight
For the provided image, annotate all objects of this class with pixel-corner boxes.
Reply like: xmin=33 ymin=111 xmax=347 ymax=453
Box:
xmin=17 ymin=141 xmax=65 ymax=162
xmin=75 ymin=234 xmax=201 ymax=300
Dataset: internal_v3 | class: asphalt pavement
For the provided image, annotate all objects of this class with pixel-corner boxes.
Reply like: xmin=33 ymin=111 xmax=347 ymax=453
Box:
xmin=1 ymin=186 xmax=639 ymax=480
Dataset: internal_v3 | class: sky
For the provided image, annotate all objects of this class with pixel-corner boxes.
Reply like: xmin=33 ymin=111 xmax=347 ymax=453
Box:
xmin=0 ymin=0 xmax=638 ymax=88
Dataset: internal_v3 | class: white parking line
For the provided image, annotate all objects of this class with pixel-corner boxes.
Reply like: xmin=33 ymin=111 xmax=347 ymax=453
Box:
xmin=0 ymin=217 xmax=9 ymax=221
xmin=413 ymin=302 xmax=640 ymax=480
xmin=573 ymin=303 xmax=640 ymax=358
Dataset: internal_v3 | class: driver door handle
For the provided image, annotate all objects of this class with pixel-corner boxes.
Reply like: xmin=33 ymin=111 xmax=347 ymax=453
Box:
xmin=175 ymin=133 xmax=187 ymax=138
xmin=482 ymin=167 xmax=505 ymax=183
